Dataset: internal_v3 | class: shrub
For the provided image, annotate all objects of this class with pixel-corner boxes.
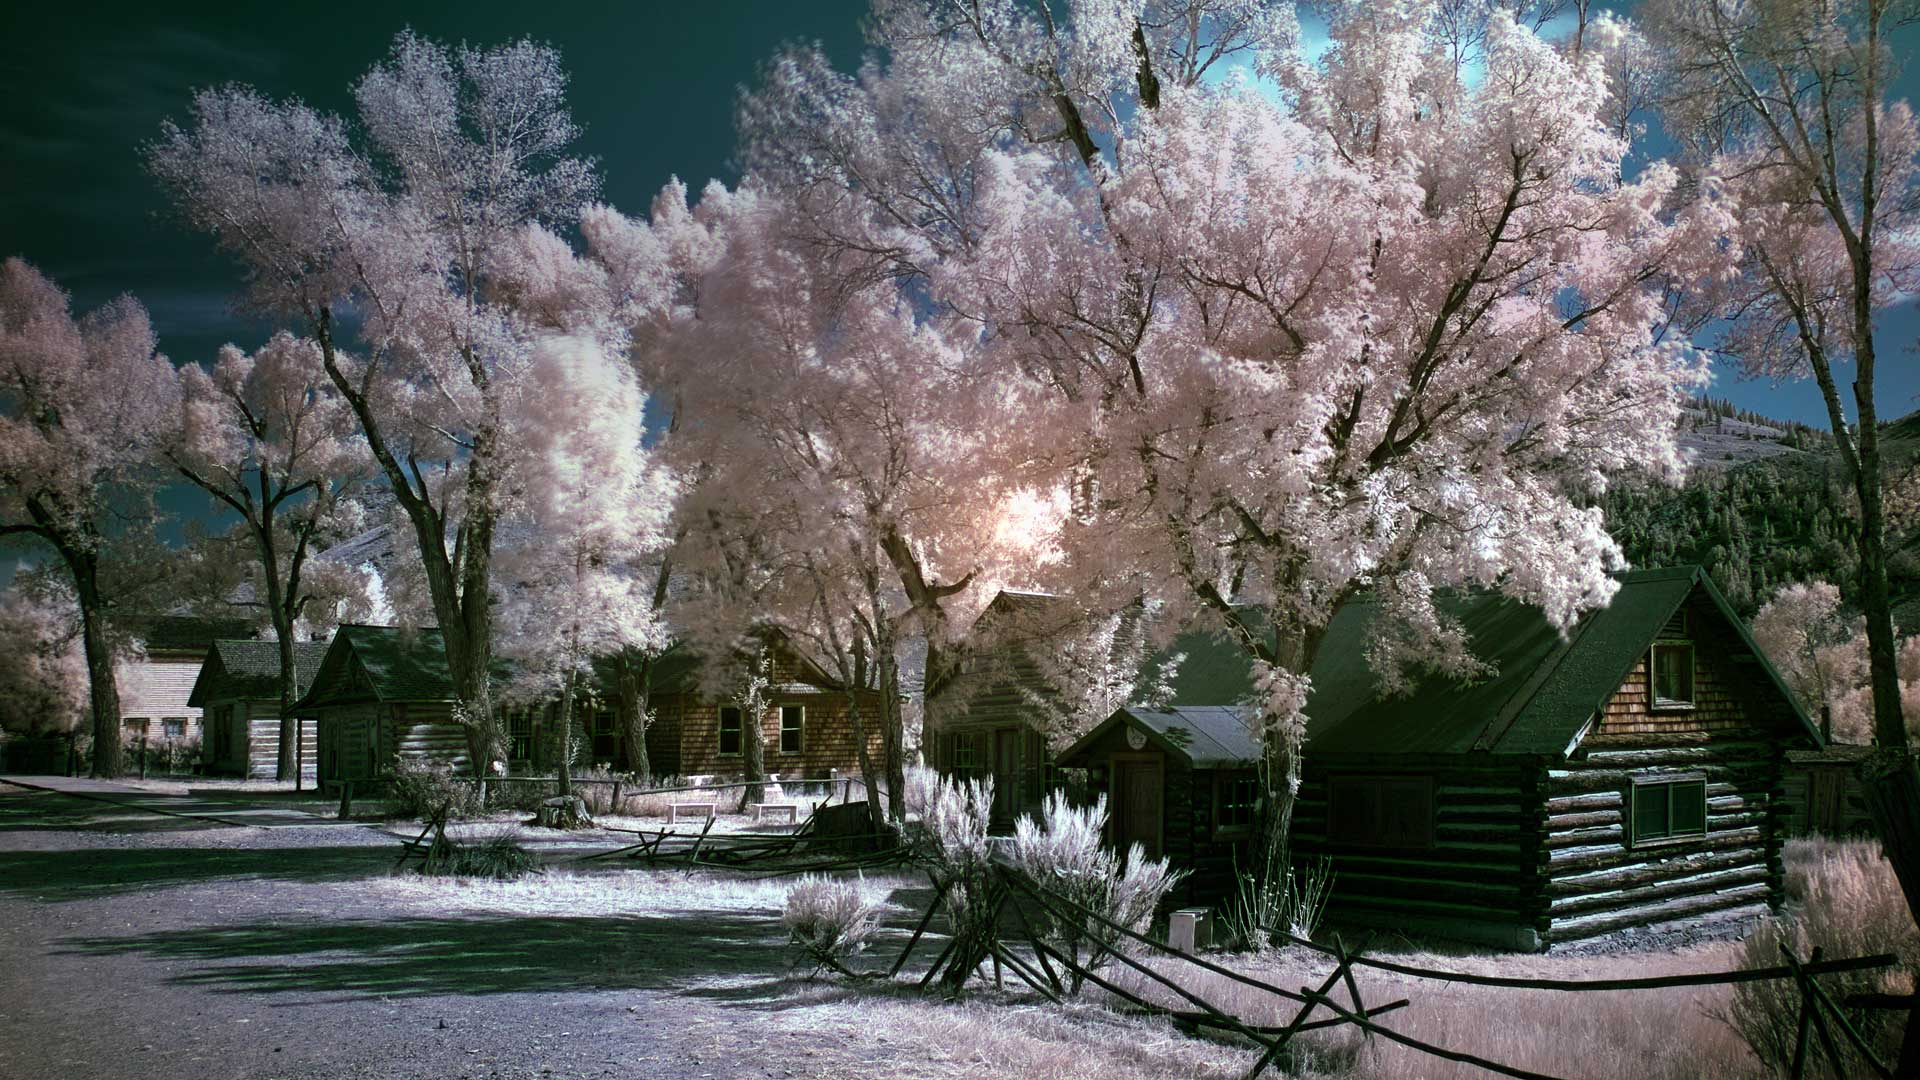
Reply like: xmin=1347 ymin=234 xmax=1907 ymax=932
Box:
xmin=1217 ymin=838 xmax=1334 ymax=952
xmin=784 ymin=874 xmax=880 ymax=977
xmin=389 ymin=758 xmax=481 ymax=821
xmin=1008 ymin=791 xmax=1185 ymax=994
xmin=431 ymin=830 xmax=537 ymax=880
xmin=903 ymin=764 xmax=999 ymax=991
xmin=1721 ymin=837 xmax=1918 ymax=1077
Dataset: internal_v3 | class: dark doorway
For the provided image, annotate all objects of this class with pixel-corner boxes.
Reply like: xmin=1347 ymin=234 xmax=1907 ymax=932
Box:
xmin=1111 ymin=754 xmax=1163 ymax=861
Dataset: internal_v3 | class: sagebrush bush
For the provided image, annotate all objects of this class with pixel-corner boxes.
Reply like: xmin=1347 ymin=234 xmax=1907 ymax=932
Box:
xmin=435 ymin=831 xmax=537 ymax=880
xmin=389 ymin=758 xmax=481 ymax=821
xmin=1008 ymin=792 xmax=1185 ymax=993
xmin=903 ymin=764 xmax=1000 ymax=991
xmin=1722 ymin=837 xmax=1918 ymax=1077
xmin=784 ymin=874 xmax=880 ymax=977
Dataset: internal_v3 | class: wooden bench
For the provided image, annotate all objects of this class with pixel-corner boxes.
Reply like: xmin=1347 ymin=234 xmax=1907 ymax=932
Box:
xmin=752 ymin=802 xmax=799 ymax=824
xmin=669 ymin=801 xmax=717 ymax=823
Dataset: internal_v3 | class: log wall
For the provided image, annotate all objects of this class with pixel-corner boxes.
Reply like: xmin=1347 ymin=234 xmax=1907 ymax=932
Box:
xmin=385 ymin=702 xmax=471 ymax=774
xmin=1541 ymin=597 xmax=1785 ymax=945
xmin=1293 ymin=754 xmax=1545 ymax=950
xmin=653 ymin=691 xmax=885 ymax=782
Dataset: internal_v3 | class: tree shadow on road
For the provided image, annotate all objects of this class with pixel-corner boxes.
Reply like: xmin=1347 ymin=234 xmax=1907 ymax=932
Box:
xmin=60 ymin=911 xmax=789 ymax=999
xmin=0 ymin=844 xmax=393 ymax=899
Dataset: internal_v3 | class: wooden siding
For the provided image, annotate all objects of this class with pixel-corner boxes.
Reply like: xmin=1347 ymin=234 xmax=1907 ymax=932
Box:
xmin=386 ymin=702 xmax=470 ymax=773
xmin=664 ymin=691 xmax=883 ymax=780
xmin=1294 ymin=755 xmax=1545 ymax=950
xmin=1542 ymin=597 xmax=1785 ymax=945
xmin=319 ymin=704 xmax=380 ymax=783
xmin=1074 ymin=720 xmax=1255 ymax=901
xmin=118 ymin=654 xmax=208 ymax=743
xmin=204 ymin=697 xmax=318 ymax=780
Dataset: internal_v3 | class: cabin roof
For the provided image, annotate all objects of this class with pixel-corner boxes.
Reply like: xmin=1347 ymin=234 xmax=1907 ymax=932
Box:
xmin=291 ymin=624 xmax=458 ymax=712
xmin=1139 ymin=566 xmax=1820 ymax=761
xmin=1057 ymin=705 xmax=1260 ymax=769
xmin=186 ymin=639 xmax=330 ymax=707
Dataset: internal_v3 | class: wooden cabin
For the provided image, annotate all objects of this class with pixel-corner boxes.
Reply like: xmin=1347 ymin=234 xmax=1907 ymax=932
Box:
xmin=1037 ymin=567 xmax=1820 ymax=951
xmin=290 ymin=625 xmax=471 ymax=786
xmin=640 ymin=636 xmax=888 ymax=782
xmin=187 ymin=639 xmax=328 ymax=780
xmin=1056 ymin=705 xmax=1261 ymax=899
xmin=116 ymin=614 xmax=256 ymax=749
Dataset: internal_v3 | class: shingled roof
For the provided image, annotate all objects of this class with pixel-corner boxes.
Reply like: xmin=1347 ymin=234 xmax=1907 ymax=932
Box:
xmin=1128 ymin=566 xmax=1819 ymax=762
xmin=291 ymin=625 xmax=457 ymax=712
xmin=1058 ymin=705 xmax=1260 ymax=769
xmin=186 ymin=639 xmax=331 ymax=707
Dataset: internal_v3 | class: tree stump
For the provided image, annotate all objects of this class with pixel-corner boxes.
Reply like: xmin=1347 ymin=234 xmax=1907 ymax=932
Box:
xmin=537 ymin=795 xmax=592 ymax=830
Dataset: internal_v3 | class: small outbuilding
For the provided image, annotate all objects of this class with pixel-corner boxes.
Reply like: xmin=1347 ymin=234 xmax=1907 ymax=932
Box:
xmin=188 ymin=639 xmax=329 ymax=780
xmin=291 ymin=625 xmax=472 ymax=786
xmin=1056 ymin=705 xmax=1261 ymax=898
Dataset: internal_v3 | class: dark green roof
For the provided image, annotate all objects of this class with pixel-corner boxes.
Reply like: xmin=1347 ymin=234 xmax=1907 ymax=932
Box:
xmin=186 ymin=639 xmax=330 ymax=707
xmin=291 ymin=625 xmax=456 ymax=712
xmin=1058 ymin=705 xmax=1260 ymax=769
xmin=1140 ymin=566 xmax=1819 ymax=761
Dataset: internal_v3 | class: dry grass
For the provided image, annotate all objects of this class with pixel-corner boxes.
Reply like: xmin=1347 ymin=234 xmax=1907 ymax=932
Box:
xmin=368 ymin=862 xmax=916 ymax=918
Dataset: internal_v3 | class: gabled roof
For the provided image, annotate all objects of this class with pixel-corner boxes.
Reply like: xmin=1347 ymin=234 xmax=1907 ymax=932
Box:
xmin=1136 ymin=566 xmax=1820 ymax=761
xmin=291 ymin=625 xmax=456 ymax=712
xmin=1057 ymin=705 xmax=1260 ymax=769
xmin=186 ymin=639 xmax=330 ymax=707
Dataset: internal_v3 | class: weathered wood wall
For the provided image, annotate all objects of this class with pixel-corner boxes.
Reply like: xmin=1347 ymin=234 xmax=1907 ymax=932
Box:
xmin=117 ymin=654 xmax=208 ymax=743
xmin=1293 ymin=754 xmax=1544 ymax=950
xmin=240 ymin=705 xmax=318 ymax=781
xmin=1780 ymin=748 xmax=1876 ymax=837
xmin=1540 ymin=598 xmax=1784 ymax=945
xmin=385 ymin=702 xmax=470 ymax=774
xmin=654 ymin=691 xmax=885 ymax=781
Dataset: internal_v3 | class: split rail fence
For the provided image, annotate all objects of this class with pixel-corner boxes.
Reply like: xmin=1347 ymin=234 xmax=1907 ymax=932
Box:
xmin=875 ymin=865 xmax=1902 ymax=1080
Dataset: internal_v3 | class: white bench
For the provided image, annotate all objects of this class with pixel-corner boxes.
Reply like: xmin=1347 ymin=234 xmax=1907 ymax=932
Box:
xmin=752 ymin=803 xmax=799 ymax=824
xmin=669 ymin=801 xmax=717 ymax=823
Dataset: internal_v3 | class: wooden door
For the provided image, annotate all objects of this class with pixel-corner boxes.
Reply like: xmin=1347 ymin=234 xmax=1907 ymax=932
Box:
xmin=1112 ymin=755 xmax=1164 ymax=861
xmin=991 ymin=728 xmax=1021 ymax=832
xmin=1810 ymin=768 xmax=1846 ymax=835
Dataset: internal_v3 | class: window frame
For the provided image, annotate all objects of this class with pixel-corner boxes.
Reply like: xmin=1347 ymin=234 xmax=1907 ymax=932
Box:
xmin=506 ymin=709 xmax=535 ymax=762
xmin=1629 ymin=774 xmax=1709 ymax=847
xmin=717 ymin=705 xmax=744 ymax=757
xmin=1326 ymin=774 xmax=1436 ymax=850
xmin=1213 ymin=773 xmax=1261 ymax=836
xmin=779 ymin=705 xmax=805 ymax=754
xmin=162 ymin=717 xmax=187 ymax=739
xmin=1649 ymin=641 xmax=1696 ymax=711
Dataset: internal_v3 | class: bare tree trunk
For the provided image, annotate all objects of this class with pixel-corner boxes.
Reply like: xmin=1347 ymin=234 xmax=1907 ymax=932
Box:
xmin=742 ymin=700 xmax=768 ymax=808
xmin=615 ymin=651 xmax=653 ymax=786
xmin=72 ymin=559 xmax=122 ymax=779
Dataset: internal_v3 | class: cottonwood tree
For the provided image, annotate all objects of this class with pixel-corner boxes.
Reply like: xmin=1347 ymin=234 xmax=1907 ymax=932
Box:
xmin=740 ymin=1 xmax=1727 ymax=862
xmin=0 ymin=575 xmax=89 ymax=754
xmin=170 ymin=332 xmax=369 ymax=778
xmin=494 ymin=335 xmax=673 ymax=805
xmin=601 ymin=182 xmax=1049 ymax=821
xmin=149 ymin=31 xmax=601 ymax=772
xmin=1753 ymin=580 xmax=1920 ymax=744
xmin=0 ymin=260 xmax=180 ymax=776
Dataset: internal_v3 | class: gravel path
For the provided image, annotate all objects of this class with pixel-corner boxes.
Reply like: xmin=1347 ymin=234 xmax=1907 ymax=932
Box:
xmin=0 ymin=780 xmax=956 ymax=1080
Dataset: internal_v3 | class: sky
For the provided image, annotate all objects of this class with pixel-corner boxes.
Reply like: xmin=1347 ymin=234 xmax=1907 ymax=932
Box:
xmin=1 ymin=0 xmax=1918 ymax=570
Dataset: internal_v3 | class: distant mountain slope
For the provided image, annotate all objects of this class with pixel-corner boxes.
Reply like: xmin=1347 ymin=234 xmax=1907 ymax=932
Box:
xmin=1604 ymin=402 xmax=1919 ymax=618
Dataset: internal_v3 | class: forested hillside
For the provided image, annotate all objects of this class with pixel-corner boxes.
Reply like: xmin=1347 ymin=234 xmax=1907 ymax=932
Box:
xmin=1603 ymin=400 xmax=1920 ymax=617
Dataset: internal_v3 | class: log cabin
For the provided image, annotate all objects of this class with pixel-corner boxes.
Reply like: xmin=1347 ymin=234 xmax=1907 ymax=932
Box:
xmin=187 ymin=639 xmax=328 ymax=780
xmin=1028 ymin=567 xmax=1821 ymax=950
xmin=291 ymin=625 xmax=472 ymax=786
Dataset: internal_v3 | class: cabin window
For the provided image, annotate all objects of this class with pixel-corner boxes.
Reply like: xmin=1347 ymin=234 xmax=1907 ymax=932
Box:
xmin=1327 ymin=775 xmax=1434 ymax=849
xmin=1631 ymin=776 xmax=1708 ymax=845
xmin=507 ymin=710 xmax=534 ymax=761
xmin=1650 ymin=642 xmax=1695 ymax=708
xmin=780 ymin=705 xmax=805 ymax=753
xmin=123 ymin=717 xmax=147 ymax=734
xmin=163 ymin=718 xmax=187 ymax=739
xmin=947 ymin=731 xmax=981 ymax=780
xmin=592 ymin=709 xmax=615 ymax=736
xmin=1215 ymin=775 xmax=1260 ymax=834
xmin=718 ymin=706 xmax=744 ymax=756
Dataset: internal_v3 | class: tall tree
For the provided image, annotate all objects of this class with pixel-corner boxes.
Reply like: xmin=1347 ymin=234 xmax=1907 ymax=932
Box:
xmin=149 ymin=31 xmax=601 ymax=773
xmin=495 ymin=335 xmax=673 ymax=804
xmin=738 ymin=1 xmax=1725 ymax=865
xmin=169 ymin=332 xmax=368 ymax=779
xmin=0 ymin=575 xmax=89 ymax=760
xmin=0 ymin=259 xmax=180 ymax=777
